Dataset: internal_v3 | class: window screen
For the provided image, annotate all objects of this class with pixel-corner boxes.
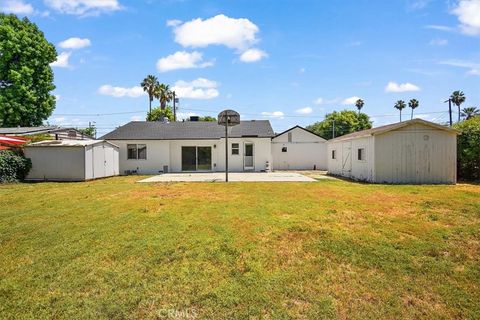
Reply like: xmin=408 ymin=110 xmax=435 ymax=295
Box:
xmin=358 ymin=148 xmax=365 ymax=161
xmin=138 ymin=144 xmax=147 ymax=160
xmin=282 ymin=147 xmax=287 ymax=152
xmin=127 ymin=144 xmax=137 ymax=160
xmin=332 ymin=150 xmax=336 ymax=159
xmin=232 ymin=143 xmax=239 ymax=155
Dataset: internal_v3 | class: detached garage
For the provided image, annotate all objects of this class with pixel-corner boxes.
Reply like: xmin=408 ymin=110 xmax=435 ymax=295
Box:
xmin=327 ymin=119 xmax=459 ymax=184
xmin=272 ymin=126 xmax=327 ymax=170
xmin=25 ymin=140 xmax=119 ymax=181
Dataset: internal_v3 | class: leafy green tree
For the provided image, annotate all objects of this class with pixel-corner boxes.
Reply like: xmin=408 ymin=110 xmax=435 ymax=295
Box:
xmin=0 ymin=14 xmax=57 ymax=127
xmin=394 ymin=100 xmax=406 ymax=122
xmin=141 ymin=75 xmax=158 ymax=114
xmin=78 ymin=125 xmax=96 ymax=138
xmin=146 ymin=106 xmax=174 ymax=122
xmin=355 ymin=99 xmax=364 ymax=114
xmin=199 ymin=116 xmax=216 ymax=122
xmin=154 ymin=83 xmax=173 ymax=110
xmin=461 ymin=107 xmax=479 ymax=120
xmin=306 ymin=110 xmax=372 ymax=139
xmin=408 ymin=99 xmax=419 ymax=120
xmin=450 ymin=90 xmax=466 ymax=123
xmin=454 ymin=116 xmax=480 ymax=180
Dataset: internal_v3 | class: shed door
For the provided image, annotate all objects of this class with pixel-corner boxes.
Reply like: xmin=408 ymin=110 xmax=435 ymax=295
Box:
xmin=93 ymin=145 xmax=106 ymax=178
xmin=342 ymin=142 xmax=352 ymax=177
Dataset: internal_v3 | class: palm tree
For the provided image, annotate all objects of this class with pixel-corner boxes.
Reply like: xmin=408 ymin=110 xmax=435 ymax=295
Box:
xmin=154 ymin=83 xmax=173 ymax=110
xmin=408 ymin=99 xmax=419 ymax=120
xmin=394 ymin=100 xmax=406 ymax=122
xmin=141 ymin=75 xmax=158 ymax=114
xmin=461 ymin=107 xmax=480 ymax=120
xmin=355 ymin=99 xmax=364 ymax=114
xmin=450 ymin=90 xmax=466 ymax=123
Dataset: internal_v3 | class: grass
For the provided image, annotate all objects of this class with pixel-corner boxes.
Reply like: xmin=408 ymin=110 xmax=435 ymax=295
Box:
xmin=0 ymin=176 xmax=479 ymax=319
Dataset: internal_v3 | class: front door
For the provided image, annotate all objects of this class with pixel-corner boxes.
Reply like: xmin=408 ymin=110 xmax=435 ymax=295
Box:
xmin=244 ymin=143 xmax=254 ymax=171
xmin=181 ymin=146 xmax=212 ymax=171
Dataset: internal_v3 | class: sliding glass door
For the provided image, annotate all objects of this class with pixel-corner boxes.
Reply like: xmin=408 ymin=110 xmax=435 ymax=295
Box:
xmin=181 ymin=146 xmax=212 ymax=171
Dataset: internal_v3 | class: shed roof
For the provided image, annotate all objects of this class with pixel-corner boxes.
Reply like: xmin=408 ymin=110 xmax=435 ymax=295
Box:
xmin=327 ymin=118 xmax=459 ymax=143
xmin=0 ymin=126 xmax=59 ymax=135
xmin=272 ymin=125 xmax=327 ymax=141
xmin=100 ymin=120 xmax=275 ymax=140
xmin=26 ymin=140 xmax=119 ymax=148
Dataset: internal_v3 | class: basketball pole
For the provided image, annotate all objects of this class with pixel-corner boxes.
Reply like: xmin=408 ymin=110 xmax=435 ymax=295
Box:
xmin=225 ymin=117 xmax=229 ymax=182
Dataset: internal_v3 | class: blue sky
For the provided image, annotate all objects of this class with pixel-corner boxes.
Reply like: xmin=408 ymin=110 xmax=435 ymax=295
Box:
xmin=1 ymin=0 xmax=479 ymax=136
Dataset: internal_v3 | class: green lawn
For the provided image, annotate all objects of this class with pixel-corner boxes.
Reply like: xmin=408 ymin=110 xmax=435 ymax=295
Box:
xmin=1 ymin=177 xmax=479 ymax=319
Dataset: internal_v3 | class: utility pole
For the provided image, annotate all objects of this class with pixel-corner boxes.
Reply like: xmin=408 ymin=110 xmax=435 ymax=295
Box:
xmin=444 ymin=98 xmax=453 ymax=127
xmin=173 ymin=91 xmax=177 ymax=122
xmin=225 ymin=117 xmax=229 ymax=182
xmin=332 ymin=119 xmax=336 ymax=139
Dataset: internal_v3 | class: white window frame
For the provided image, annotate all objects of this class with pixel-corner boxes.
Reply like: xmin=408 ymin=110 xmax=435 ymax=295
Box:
xmin=357 ymin=147 xmax=366 ymax=162
xmin=231 ymin=143 xmax=240 ymax=155
xmin=127 ymin=144 xmax=147 ymax=160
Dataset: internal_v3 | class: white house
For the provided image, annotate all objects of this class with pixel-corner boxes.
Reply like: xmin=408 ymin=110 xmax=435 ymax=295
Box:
xmin=24 ymin=140 xmax=119 ymax=181
xmin=272 ymin=125 xmax=327 ymax=170
xmin=327 ymin=119 xmax=459 ymax=184
xmin=100 ymin=120 xmax=274 ymax=174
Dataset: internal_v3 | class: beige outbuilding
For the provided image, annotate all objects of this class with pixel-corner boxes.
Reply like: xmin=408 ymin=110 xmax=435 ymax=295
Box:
xmin=326 ymin=119 xmax=459 ymax=184
xmin=272 ymin=126 xmax=327 ymax=170
xmin=24 ymin=140 xmax=119 ymax=181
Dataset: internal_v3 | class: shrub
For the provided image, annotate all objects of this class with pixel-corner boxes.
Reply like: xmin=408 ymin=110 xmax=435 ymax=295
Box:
xmin=454 ymin=117 xmax=480 ymax=181
xmin=0 ymin=150 xmax=32 ymax=183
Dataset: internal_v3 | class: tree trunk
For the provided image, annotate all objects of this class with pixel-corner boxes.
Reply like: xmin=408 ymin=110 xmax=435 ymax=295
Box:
xmin=411 ymin=108 xmax=413 ymax=120
xmin=458 ymin=106 xmax=461 ymax=122
xmin=161 ymin=100 xmax=166 ymax=110
xmin=149 ymin=96 xmax=152 ymax=114
xmin=400 ymin=110 xmax=402 ymax=122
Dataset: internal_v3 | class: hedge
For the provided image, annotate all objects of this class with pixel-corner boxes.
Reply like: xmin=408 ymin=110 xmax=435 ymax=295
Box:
xmin=0 ymin=150 xmax=32 ymax=183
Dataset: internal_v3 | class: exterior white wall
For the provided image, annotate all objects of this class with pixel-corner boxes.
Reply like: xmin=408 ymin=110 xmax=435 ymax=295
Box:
xmin=110 ymin=138 xmax=272 ymax=174
xmin=272 ymin=127 xmax=327 ymax=170
xmin=374 ymin=124 xmax=457 ymax=184
xmin=113 ymin=140 xmax=170 ymax=174
xmin=25 ymin=147 xmax=86 ymax=181
xmin=327 ymin=136 xmax=375 ymax=182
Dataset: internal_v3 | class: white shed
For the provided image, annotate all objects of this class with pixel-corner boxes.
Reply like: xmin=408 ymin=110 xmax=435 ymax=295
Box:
xmin=24 ymin=140 xmax=119 ymax=181
xmin=326 ymin=119 xmax=459 ymax=184
xmin=272 ymin=126 xmax=327 ymax=170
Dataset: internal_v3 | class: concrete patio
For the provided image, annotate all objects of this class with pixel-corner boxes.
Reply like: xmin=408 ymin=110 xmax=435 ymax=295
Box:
xmin=138 ymin=172 xmax=319 ymax=182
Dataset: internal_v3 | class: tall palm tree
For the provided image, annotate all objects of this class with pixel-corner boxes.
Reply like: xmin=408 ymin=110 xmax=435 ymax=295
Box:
xmin=141 ymin=75 xmax=158 ymax=114
xmin=408 ymin=99 xmax=419 ymax=120
xmin=355 ymin=99 xmax=364 ymax=114
xmin=394 ymin=100 xmax=406 ymax=122
xmin=461 ymin=107 xmax=480 ymax=120
xmin=154 ymin=83 xmax=173 ymax=110
xmin=450 ymin=90 xmax=466 ymax=123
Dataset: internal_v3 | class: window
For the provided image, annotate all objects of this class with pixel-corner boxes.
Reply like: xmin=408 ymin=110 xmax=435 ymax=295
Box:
xmin=282 ymin=147 xmax=288 ymax=152
xmin=331 ymin=150 xmax=336 ymax=159
xmin=127 ymin=144 xmax=147 ymax=160
xmin=288 ymin=132 xmax=293 ymax=143
xmin=232 ymin=143 xmax=239 ymax=155
xmin=357 ymin=148 xmax=365 ymax=161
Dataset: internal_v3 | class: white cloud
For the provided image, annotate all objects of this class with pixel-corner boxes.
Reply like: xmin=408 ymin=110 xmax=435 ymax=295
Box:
xmin=313 ymin=98 xmax=323 ymax=105
xmin=239 ymin=48 xmax=267 ymax=62
xmin=172 ymin=78 xmax=219 ymax=100
xmin=439 ymin=59 xmax=480 ymax=76
xmin=295 ymin=107 xmax=313 ymax=114
xmin=130 ymin=115 xmax=143 ymax=121
xmin=50 ymin=52 xmax=71 ymax=68
xmin=424 ymin=25 xmax=454 ymax=32
xmin=166 ymin=19 xmax=182 ymax=27
xmin=342 ymin=96 xmax=361 ymax=105
xmin=0 ymin=0 xmax=33 ymax=14
xmin=171 ymin=14 xmax=259 ymax=50
xmin=59 ymin=37 xmax=91 ymax=49
xmin=346 ymin=40 xmax=363 ymax=47
xmin=98 ymin=85 xmax=144 ymax=98
xmin=452 ymin=0 xmax=480 ymax=36
xmin=385 ymin=82 xmax=420 ymax=93
xmin=299 ymin=67 xmax=306 ymax=74
xmin=428 ymin=38 xmax=448 ymax=46
xmin=261 ymin=111 xmax=284 ymax=119
xmin=44 ymin=0 xmax=122 ymax=16
xmin=156 ymin=51 xmax=214 ymax=72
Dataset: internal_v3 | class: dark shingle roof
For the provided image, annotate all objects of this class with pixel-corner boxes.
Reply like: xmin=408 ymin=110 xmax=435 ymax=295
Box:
xmin=100 ymin=120 xmax=275 ymax=140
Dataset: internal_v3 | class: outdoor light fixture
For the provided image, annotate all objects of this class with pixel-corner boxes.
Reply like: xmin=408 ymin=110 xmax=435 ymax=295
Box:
xmin=218 ymin=109 xmax=240 ymax=182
